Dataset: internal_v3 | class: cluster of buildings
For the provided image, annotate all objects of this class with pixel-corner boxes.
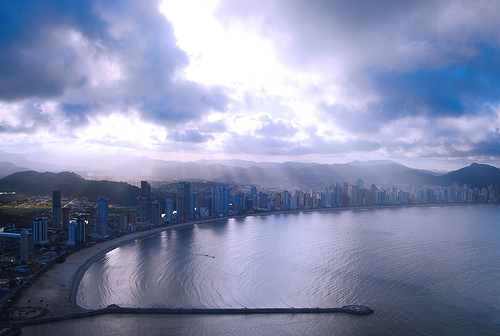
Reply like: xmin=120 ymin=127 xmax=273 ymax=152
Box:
xmin=2 ymin=179 xmax=499 ymax=267
xmin=0 ymin=192 xmax=112 ymax=267
xmin=1 ymin=177 xmax=496 ymax=304
xmin=167 ymin=180 xmax=500 ymax=221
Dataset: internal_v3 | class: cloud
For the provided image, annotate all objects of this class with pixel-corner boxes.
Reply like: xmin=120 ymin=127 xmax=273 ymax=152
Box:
xmin=1 ymin=0 xmax=499 ymax=167
xmin=0 ymin=1 xmax=105 ymax=101
xmin=217 ymin=0 xmax=500 ymax=123
xmin=215 ymin=0 xmax=500 ymax=163
xmin=254 ymin=113 xmax=298 ymax=138
xmin=0 ymin=0 xmax=228 ymax=134
xmin=197 ymin=120 xmax=228 ymax=133
xmin=168 ymin=129 xmax=214 ymax=143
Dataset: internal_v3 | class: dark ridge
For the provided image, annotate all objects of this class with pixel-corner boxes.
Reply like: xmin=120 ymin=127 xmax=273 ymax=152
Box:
xmin=0 ymin=161 xmax=29 ymax=179
xmin=435 ymin=163 xmax=500 ymax=188
xmin=0 ymin=171 xmax=140 ymax=205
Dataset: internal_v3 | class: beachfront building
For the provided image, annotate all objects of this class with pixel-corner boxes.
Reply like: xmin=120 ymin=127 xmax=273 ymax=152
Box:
xmin=212 ymin=185 xmax=229 ymax=216
xmin=98 ymin=196 xmax=109 ymax=237
xmin=20 ymin=231 xmax=34 ymax=262
xmin=177 ymin=182 xmax=191 ymax=222
xmin=32 ymin=217 xmax=48 ymax=244
xmin=119 ymin=213 xmax=128 ymax=232
xmin=165 ymin=199 xmax=174 ymax=223
xmin=67 ymin=217 xmax=86 ymax=246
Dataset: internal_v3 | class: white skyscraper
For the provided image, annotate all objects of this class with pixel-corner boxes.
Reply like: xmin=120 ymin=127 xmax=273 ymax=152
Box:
xmin=212 ymin=185 xmax=229 ymax=216
xmin=68 ymin=217 xmax=86 ymax=246
xmin=32 ymin=217 xmax=48 ymax=244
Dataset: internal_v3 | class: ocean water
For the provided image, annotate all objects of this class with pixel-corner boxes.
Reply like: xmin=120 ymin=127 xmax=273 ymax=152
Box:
xmin=22 ymin=205 xmax=500 ymax=335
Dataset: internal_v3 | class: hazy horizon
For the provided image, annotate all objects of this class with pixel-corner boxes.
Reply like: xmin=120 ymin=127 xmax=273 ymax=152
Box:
xmin=1 ymin=1 xmax=500 ymax=171
xmin=3 ymin=148 xmax=498 ymax=174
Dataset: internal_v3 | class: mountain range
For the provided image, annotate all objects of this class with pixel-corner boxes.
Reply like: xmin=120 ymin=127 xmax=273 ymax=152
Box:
xmin=0 ymin=150 xmax=499 ymax=194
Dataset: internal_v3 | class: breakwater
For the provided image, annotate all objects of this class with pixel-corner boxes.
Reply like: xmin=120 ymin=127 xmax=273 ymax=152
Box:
xmin=12 ymin=305 xmax=374 ymax=326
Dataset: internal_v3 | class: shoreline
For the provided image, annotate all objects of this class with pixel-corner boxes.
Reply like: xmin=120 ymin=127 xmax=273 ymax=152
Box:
xmin=14 ymin=202 xmax=496 ymax=318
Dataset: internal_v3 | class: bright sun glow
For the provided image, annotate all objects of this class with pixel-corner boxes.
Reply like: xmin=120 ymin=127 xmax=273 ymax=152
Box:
xmin=83 ymin=113 xmax=167 ymax=151
xmin=160 ymin=0 xmax=306 ymax=99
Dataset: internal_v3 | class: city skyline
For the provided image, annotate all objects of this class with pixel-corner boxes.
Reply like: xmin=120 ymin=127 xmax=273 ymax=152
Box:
xmin=1 ymin=1 xmax=500 ymax=170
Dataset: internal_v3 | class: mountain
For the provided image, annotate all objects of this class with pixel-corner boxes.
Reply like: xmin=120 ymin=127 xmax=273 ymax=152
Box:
xmin=106 ymin=159 xmax=234 ymax=180
xmin=0 ymin=150 xmax=498 ymax=189
xmin=347 ymin=159 xmax=404 ymax=167
xmin=216 ymin=162 xmax=500 ymax=188
xmin=434 ymin=163 xmax=500 ymax=188
xmin=216 ymin=162 xmax=439 ymax=187
xmin=0 ymin=162 xmax=29 ymax=178
xmin=0 ymin=150 xmax=50 ymax=171
xmin=0 ymin=171 xmax=140 ymax=205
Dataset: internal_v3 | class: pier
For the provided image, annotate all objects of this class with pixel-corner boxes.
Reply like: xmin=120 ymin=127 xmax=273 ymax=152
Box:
xmin=9 ymin=305 xmax=374 ymax=327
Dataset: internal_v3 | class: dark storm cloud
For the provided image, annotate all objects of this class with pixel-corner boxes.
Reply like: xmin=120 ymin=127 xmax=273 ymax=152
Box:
xmin=59 ymin=103 xmax=99 ymax=128
xmin=369 ymin=45 xmax=500 ymax=118
xmin=140 ymin=83 xmax=228 ymax=124
xmin=0 ymin=1 xmax=111 ymax=100
xmin=324 ymin=45 xmax=500 ymax=134
xmin=0 ymin=0 xmax=228 ymax=133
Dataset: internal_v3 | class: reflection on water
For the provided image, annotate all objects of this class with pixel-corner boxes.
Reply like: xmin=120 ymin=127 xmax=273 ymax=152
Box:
xmin=23 ymin=205 xmax=500 ymax=335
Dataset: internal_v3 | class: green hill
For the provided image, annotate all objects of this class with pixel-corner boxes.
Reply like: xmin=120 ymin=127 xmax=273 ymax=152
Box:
xmin=0 ymin=171 xmax=140 ymax=205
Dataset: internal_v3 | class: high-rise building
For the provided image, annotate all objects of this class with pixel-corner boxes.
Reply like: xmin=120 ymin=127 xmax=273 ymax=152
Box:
xmin=351 ymin=185 xmax=360 ymax=206
xmin=282 ymin=190 xmax=290 ymax=210
xmin=234 ymin=193 xmax=246 ymax=212
xmin=151 ymin=201 xmax=162 ymax=226
xmin=20 ymin=231 xmax=34 ymax=262
xmin=52 ymin=190 xmax=61 ymax=228
xmin=136 ymin=196 xmax=147 ymax=223
xmin=212 ymin=185 xmax=229 ymax=216
xmin=89 ymin=208 xmax=98 ymax=233
xmin=67 ymin=217 xmax=86 ymax=246
xmin=177 ymin=182 xmax=191 ymax=222
xmin=190 ymin=192 xmax=196 ymax=217
xmin=141 ymin=181 xmax=152 ymax=221
xmin=141 ymin=181 xmax=152 ymax=200
xmin=62 ymin=207 xmax=70 ymax=231
xmin=251 ymin=187 xmax=258 ymax=205
xmin=356 ymin=178 xmax=365 ymax=189
xmin=258 ymin=193 xmax=269 ymax=210
xmin=119 ymin=213 xmax=128 ymax=232
xmin=274 ymin=193 xmax=282 ymax=211
xmin=342 ymin=182 xmax=349 ymax=206
xmin=32 ymin=217 xmax=48 ymax=244
xmin=67 ymin=221 xmax=76 ymax=246
xmin=98 ymin=196 xmax=109 ymax=236
xmin=165 ymin=199 xmax=174 ymax=222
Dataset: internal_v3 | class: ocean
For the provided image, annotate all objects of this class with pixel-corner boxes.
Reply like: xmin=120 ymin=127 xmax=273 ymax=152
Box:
xmin=21 ymin=205 xmax=500 ymax=335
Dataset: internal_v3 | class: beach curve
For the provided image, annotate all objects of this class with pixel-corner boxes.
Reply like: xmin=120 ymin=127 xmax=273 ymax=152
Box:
xmin=16 ymin=220 xmax=217 ymax=317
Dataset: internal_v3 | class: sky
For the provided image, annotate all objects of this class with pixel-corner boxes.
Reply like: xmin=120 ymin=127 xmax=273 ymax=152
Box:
xmin=0 ymin=0 xmax=499 ymax=170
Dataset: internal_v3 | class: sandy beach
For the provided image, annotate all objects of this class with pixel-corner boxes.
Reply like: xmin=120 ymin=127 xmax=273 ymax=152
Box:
xmin=15 ymin=220 xmax=215 ymax=317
